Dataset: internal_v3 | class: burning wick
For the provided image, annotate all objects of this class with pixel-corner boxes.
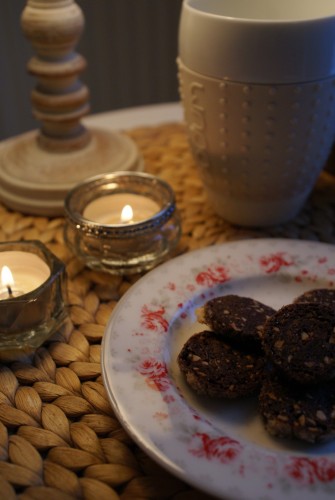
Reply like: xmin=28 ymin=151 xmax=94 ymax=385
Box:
xmin=121 ymin=204 xmax=134 ymax=224
xmin=1 ymin=265 xmax=14 ymax=298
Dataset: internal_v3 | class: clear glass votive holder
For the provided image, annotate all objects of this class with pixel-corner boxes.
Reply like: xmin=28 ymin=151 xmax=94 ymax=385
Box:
xmin=64 ymin=171 xmax=182 ymax=274
xmin=0 ymin=240 xmax=68 ymax=360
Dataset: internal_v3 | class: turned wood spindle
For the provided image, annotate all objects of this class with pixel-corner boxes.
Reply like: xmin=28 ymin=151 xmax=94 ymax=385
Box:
xmin=21 ymin=0 xmax=91 ymax=152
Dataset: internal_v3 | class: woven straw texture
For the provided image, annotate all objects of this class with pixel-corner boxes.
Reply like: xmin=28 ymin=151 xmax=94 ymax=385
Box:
xmin=0 ymin=122 xmax=335 ymax=500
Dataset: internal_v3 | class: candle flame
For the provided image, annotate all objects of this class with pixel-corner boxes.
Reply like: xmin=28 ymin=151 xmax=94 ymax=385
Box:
xmin=1 ymin=265 xmax=14 ymax=287
xmin=121 ymin=204 xmax=133 ymax=223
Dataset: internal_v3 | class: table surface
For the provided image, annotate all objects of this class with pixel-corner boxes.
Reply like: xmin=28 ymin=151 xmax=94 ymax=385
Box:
xmin=0 ymin=104 xmax=335 ymax=500
xmin=84 ymin=102 xmax=183 ymax=130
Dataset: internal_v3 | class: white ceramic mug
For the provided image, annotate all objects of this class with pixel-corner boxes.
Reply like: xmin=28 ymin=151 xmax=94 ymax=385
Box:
xmin=178 ymin=0 xmax=335 ymax=226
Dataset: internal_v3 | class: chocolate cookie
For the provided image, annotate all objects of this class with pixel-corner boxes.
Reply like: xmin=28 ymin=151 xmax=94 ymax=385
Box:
xmin=294 ymin=288 xmax=335 ymax=308
xmin=259 ymin=372 xmax=335 ymax=443
xmin=196 ymin=294 xmax=275 ymax=350
xmin=262 ymin=302 xmax=335 ymax=384
xmin=178 ymin=330 xmax=265 ymax=398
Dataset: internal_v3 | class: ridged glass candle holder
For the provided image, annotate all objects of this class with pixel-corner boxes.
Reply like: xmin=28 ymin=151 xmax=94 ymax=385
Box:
xmin=0 ymin=240 xmax=68 ymax=360
xmin=64 ymin=171 xmax=181 ymax=274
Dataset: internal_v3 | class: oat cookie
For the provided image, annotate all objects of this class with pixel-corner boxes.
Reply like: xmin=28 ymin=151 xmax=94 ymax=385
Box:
xmin=259 ymin=372 xmax=335 ymax=443
xmin=196 ymin=294 xmax=275 ymax=350
xmin=177 ymin=330 xmax=265 ymax=398
xmin=262 ymin=302 xmax=335 ymax=383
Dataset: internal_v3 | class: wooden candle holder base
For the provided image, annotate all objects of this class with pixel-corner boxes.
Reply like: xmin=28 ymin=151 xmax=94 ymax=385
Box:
xmin=0 ymin=127 xmax=143 ymax=216
xmin=0 ymin=0 xmax=143 ymax=216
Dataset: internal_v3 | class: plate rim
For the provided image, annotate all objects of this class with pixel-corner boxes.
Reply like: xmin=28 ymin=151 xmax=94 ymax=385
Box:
xmin=101 ymin=238 xmax=335 ymax=499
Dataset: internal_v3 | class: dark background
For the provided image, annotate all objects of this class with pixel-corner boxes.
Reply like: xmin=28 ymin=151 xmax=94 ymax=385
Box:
xmin=0 ymin=0 xmax=182 ymax=140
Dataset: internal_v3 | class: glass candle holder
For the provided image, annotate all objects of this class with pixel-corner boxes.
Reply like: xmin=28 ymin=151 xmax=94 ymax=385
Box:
xmin=64 ymin=171 xmax=182 ymax=274
xmin=0 ymin=240 xmax=67 ymax=360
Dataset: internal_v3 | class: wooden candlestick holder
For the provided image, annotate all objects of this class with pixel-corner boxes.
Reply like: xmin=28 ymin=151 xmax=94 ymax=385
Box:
xmin=0 ymin=0 xmax=142 ymax=216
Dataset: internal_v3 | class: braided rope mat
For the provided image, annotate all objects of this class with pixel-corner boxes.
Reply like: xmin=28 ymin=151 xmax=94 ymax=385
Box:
xmin=0 ymin=122 xmax=335 ymax=500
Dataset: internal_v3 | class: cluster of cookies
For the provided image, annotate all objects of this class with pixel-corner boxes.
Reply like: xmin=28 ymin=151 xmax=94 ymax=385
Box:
xmin=177 ymin=290 xmax=335 ymax=443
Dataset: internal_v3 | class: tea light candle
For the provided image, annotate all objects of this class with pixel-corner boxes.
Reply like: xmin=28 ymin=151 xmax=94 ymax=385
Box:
xmin=83 ymin=193 xmax=160 ymax=225
xmin=0 ymin=241 xmax=67 ymax=361
xmin=0 ymin=251 xmax=51 ymax=299
xmin=64 ymin=171 xmax=181 ymax=274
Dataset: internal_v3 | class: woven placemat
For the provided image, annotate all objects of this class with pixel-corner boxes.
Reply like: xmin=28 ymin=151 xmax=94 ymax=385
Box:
xmin=0 ymin=122 xmax=335 ymax=500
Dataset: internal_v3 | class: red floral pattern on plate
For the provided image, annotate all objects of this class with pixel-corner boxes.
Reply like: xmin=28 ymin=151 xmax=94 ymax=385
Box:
xmin=189 ymin=432 xmax=243 ymax=464
xmin=286 ymin=457 xmax=335 ymax=485
xmin=195 ymin=265 xmax=230 ymax=287
xmin=259 ymin=252 xmax=294 ymax=273
xmin=141 ymin=305 xmax=169 ymax=332
xmin=137 ymin=357 xmax=171 ymax=392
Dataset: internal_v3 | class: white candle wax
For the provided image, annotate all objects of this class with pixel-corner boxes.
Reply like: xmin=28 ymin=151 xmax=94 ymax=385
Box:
xmin=83 ymin=193 xmax=160 ymax=225
xmin=0 ymin=251 xmax=51 ymax=299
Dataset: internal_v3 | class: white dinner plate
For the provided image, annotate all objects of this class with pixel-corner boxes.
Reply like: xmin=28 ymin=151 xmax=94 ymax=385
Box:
xmin=102 ymin=238 xmax=335 ymax=500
